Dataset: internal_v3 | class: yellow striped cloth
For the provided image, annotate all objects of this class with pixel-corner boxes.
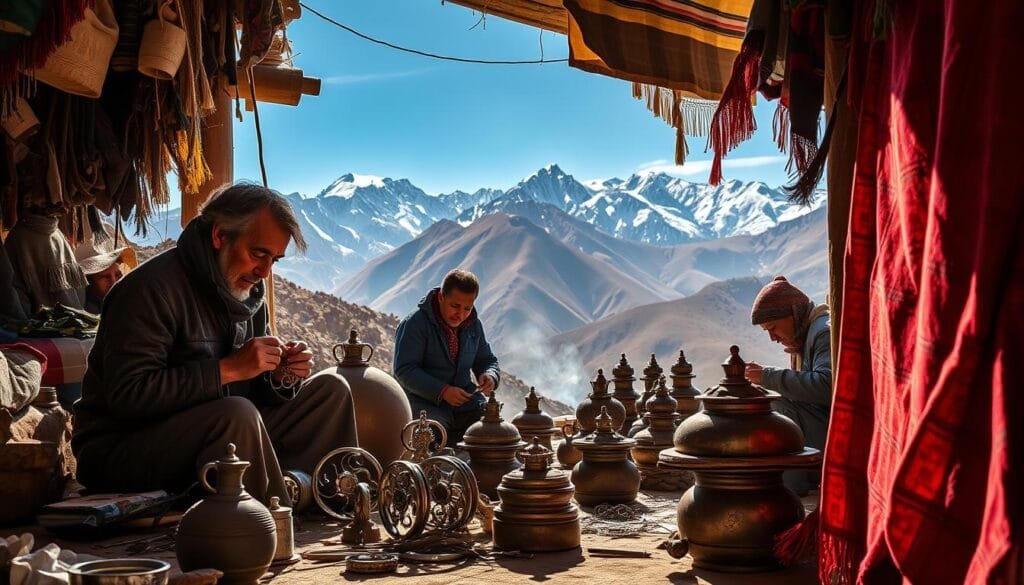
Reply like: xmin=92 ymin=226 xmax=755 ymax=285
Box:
xmin=565 ymin=0 xmax=753 ymax=100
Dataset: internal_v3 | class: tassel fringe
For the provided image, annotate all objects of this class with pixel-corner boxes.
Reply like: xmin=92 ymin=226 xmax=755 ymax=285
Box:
xmin=675 ymin=126 xmax=688 ymax=166
xmin=708 ymin=35 xmax=763 ymax=185
xmin=820 ymin=532 xmax=860 ymax=585
xmin=773 ymin=508 xmax=819 ymax=566
xmin=681 ymin=98 xmax=717 ymax=138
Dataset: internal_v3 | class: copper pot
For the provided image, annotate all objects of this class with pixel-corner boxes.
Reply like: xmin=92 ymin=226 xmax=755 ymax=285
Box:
xmin=458 ymin=395 xmax=525 ymax=499
xmin=510 ymin=387 xmax=559 ymax=451
xmin=572 ymin=407 xmax=639 ymax=507
xmin=176 ymin=444 xmax=276 ymax=585
xmin=493 ymin=438 xmax=580 ymax=552
xmin=610 ymin=354 xmax=641 ymax=435
xmin=330 ymin=330 xmax=412 ymax=465
xmin=658 ymin=346 xmax=821 ymax=572
xmin=575 ymin=369 xmax=626 ymax=436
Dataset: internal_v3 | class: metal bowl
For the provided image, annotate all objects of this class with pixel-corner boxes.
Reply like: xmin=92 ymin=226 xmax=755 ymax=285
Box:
xmin=67 ymin=559 xmax=171 ymax=585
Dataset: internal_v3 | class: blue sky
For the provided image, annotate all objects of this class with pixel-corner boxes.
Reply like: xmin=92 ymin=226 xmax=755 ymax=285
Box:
xmin=229 ymin=0 xmax=791 ymax=199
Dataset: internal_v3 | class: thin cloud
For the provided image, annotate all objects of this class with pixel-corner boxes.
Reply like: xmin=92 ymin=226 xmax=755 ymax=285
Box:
xmin=637 ymin=155 xmax=787 ymax=177
xmin=323 ymin=68 xmax=432 ymax=85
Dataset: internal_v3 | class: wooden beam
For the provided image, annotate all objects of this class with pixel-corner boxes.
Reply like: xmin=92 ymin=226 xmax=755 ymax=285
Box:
xmin=443 ymin=0 xmax=567 ymax=34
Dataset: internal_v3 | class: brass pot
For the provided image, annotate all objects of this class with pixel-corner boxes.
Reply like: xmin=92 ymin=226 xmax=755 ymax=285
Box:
xmin=658 ymin=346 xmax=821 ymax=572
xmin=177 ymin=444 xmax=276 ymax=585
xmin=575 ymin=369 xmax=626 ymax=436
xmin=628 ymin=355 xmax=663 ymax=436
xmin=610 ymin=354 xmax=640 ymax=435
xmin=572 ymin=407 xmax=639 ymax=507
xmin=331 ymin=330 xmax=412 ymax=465
xmin=458 ymin=395 xmax=525 ymax=499
xmin=493 ymin=438 xmax=580 ymax=552
xmin=510 ymin=387 xmax=559 ymax=451
xmin=669 ymin=350 xmax=701 ymax=422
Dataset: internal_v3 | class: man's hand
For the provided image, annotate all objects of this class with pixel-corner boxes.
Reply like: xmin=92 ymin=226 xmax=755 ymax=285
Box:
xmin=440 ymin=384 xmax=473 ymax=406
xmin=745 ymin=361 xmax=763 ymax=385
xmin=278 ymin=340 xmax=314 ymax=380
xmin=220 ymin=336 xmax=283 ymax=386
xmin=477 ymin=373 xmax=496 ymax=396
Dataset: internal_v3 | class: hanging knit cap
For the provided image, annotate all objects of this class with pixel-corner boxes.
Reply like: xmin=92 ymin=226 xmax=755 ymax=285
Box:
xmin=750 ymin=276 xmax=809 ymax=325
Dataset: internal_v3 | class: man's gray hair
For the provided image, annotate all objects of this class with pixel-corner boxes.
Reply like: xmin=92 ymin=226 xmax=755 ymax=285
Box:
xmin=199 ymin=183 xmax=307 ymax=252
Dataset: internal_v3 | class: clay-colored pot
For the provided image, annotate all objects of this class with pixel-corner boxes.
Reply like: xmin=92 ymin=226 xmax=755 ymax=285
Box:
xmin=176 ymin=444 xmax=276 ymax=585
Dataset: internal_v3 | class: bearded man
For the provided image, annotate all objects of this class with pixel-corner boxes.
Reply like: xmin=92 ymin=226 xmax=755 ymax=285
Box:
xmin=73 ymin=184 xmax=357 ymax=504
xmin=744 ymin=276 xmax=832 ymax=494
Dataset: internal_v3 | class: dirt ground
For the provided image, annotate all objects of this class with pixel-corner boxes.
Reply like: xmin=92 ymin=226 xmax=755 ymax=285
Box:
xmin=11 ymin=490 xmax=818 ymax=585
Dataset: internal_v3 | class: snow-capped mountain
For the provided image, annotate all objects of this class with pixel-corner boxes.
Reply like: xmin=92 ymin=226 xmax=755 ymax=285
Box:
xmin=128 ymin=164 xmax=821 ymax=292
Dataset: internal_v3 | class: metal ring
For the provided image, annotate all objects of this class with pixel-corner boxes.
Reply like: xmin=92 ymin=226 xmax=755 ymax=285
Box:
xmin=421 ymin=455 xmax=479 ymax=533
xmin=401 ymin=416 xmax=448 ymax=452
xmin=345 ymin=553 xmax=398 ymax=574
xmin=312 ymin=447 xmax=382 ymax=521
xmin=378 ymin=460 xmax=430 ymax=540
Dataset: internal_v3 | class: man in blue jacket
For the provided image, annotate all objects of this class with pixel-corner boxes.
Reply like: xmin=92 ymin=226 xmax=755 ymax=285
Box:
xmin=393 ymin=269 xmax=500 ymax=446
xmin=744 ymin=276 xmax=831 ymax=494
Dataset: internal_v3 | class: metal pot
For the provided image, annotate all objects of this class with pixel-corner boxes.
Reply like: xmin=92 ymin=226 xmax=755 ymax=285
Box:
xmin=575 ymin=369 xmax=626 ymax=436
xmin=68 ymin=559 xmax=170 ymax=585
xmin=632 ymin=376 xmax=690 ymax=490
xmin=668 ymin=350 xmax=701 ymax=422
xmin=609 ymin=354 xmax=640 ymax=435
xmin=510 ymin=387 xmax=559 ymax=451
xmin=458 ymin=395 xmax=525 ymax=499
xmin=628 ymin=355 xmax=663 ymax=436
xmin=658 ymin=346 xmax=821 ymax=572
xmin=493 ymin=438 xmax=580 ymax=552
xmin=331 ymin=330 xmax=412 ymax=465
xmin=572 ymin=407 xmax=639 ymax=507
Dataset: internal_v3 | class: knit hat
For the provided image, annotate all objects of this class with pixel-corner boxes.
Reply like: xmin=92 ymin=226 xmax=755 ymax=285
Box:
xmin=750 ymin=276 xmax=810 ymax=325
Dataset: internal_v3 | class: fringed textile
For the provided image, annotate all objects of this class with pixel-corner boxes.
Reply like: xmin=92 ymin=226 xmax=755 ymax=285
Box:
xmin=820 ymin=0 xmax=1024 ymax=582
xmin=565 ymin=0 xmax=751 ymax=99
xmin=0 ymin=0 xmax=93 ymax=115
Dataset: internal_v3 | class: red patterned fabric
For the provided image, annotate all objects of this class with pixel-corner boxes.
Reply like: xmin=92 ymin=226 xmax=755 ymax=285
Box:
xmin=820 ymin=0 xmax=1024 ymax=583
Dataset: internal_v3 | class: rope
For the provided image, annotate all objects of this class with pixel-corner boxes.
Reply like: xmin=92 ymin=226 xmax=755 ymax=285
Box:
xmin=299 ymin=3 xmax=568 ymax=65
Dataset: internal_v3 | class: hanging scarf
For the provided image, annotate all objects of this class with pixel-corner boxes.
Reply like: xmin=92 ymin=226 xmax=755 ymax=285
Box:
xmin=787 ymin=301 xmax=829 ymax=370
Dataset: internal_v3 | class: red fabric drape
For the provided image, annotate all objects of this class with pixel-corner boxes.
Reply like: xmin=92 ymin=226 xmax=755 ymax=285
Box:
xmin=820 ymin=0 xmax=1024 ymax=583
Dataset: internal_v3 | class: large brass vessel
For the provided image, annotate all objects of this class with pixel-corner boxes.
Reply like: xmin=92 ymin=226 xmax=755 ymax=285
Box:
xmin=493 ymin=438 xmax=580 ymax=552
xmin=458 ymin=395 xmax=526 ymax=499
xmin=609 ymin=354 xmax=641 ymax=435
xmin=330 ymin=330 xmax=412 ymax=465
xmin=668 ymin=350 xmax=701 ymax=422
xmin=572 ymin=407 xmax=640 ymax=507
xmin=658 ymin=346 xmax=821 ymax=572
xmin=557 ymin=369 xmax=625 ymax=469
xmin=510 ymin=387 xmax=560 ymax=451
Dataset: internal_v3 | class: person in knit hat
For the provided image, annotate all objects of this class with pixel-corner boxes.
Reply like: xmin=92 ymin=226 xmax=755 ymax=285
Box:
xmin=745 ymin=276 xmax=832 ymax=494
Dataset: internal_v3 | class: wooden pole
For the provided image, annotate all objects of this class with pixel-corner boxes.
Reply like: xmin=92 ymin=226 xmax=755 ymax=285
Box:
xmin=185 ymin=83 xmax=234 ymax=227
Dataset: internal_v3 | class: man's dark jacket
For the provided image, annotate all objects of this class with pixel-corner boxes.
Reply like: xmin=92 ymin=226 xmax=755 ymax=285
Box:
xmin=393 ymin=288 xmax=500 ymax=409
xmin=73 ymin=217 xmax=292 ymax=451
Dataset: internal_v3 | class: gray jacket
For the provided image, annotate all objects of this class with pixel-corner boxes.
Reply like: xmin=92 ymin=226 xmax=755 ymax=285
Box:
xmin=760 ymin=314 xmax=832 ymax=407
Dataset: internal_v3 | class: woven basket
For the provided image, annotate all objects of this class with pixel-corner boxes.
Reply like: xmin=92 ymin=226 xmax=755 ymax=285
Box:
xmin=35 ymin=0 xmax=118 ymax=98
xmin=137 ymin=17 xmax=186 ymax=80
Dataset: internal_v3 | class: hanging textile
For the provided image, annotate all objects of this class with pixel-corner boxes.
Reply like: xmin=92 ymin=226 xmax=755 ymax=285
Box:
xmin=706 ymin=0 xmax=829 ymax=198
xmin=564 ymin=0 xmax=751 ymax=166
xmin=820 ymin=0 xmax=1024 ymax=583
xmin=564 ymin=0 xmax=751 ymax=98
